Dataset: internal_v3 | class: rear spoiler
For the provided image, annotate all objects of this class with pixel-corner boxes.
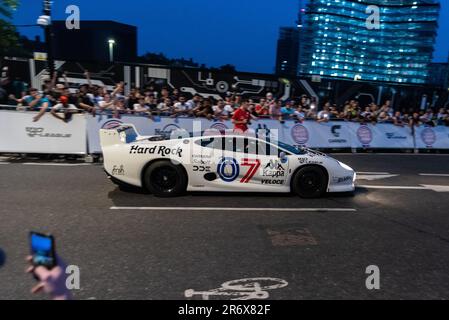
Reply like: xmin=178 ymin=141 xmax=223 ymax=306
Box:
xmin=99 ymin=124 xmax=141 ymax=148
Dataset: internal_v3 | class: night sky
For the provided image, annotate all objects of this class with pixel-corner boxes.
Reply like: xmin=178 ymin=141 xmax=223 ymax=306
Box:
xmin=12 ymin=0 xmax=449 ymax=73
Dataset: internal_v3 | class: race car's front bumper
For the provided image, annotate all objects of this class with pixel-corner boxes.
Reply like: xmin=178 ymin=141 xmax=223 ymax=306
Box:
xmin=328 ymin=161 xmax=356 ymax=193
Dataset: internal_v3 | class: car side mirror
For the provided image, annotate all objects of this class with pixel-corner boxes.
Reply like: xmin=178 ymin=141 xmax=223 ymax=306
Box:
xmin=279 ymin=152 xmax=287 ymax=162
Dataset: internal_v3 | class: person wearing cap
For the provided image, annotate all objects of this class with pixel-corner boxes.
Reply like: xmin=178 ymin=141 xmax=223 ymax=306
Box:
xmin=51 ymin=96 xmax=78 ymax=123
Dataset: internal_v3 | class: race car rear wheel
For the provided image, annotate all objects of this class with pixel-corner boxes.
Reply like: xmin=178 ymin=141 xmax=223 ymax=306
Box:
xmin=292 ymin=166 xmax=327 ymax=198
xmin=143 ymin=161 xmax=187 ymax=197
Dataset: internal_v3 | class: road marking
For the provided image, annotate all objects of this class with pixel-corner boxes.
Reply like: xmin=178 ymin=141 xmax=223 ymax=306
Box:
xmin=359 ymin=185 xmax=425 ymax=190
xmin=357 ymin=174 xmax=399 ymax=181
xmin=357 ymin=172 xmax=391 ymax=175
xmin=23 ymin=163 xmax=91 ymax=167
xmin=110 ymin=206 xmax=357 ymax=212
xmin=419 ymin=173 xmax=449 ymax=177
xmin=185 ymin=278 xmax=288 ymax=300
xmin=0 ymin=162 xmax=10 ymax=165
xmin=359 ymin=185 xmax=449 ymax=192
xmin=421 ymin=185 xmax=449 ymax=193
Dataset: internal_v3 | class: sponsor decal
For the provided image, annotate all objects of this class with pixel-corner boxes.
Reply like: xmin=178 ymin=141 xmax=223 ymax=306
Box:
xmin=333 ymin=176 xmax=352 ymax=184
xmin=111 ymin=165 xmax=125 ymax=176
xmin=264 ymin=160 xmax=285 ymax=171
xmin=101 ymin=120 xmax=123 ymax=129
xmin=192 ymin=154 xmax=212 ymax=159
xmin=130 ymin=145 xmax=183 ymax=157
xmin=298 ymin=157 xmax=322 ymax=165
xmin=192 ymin=154 xmax=212 ymax=165
xmin=385 ymin=132 xmax=407 ymax=140
xmin=26 ymin=127 xmax=72 ymax=138
xmin=329 ymin=125 xmax=348 ymax=144
xmin=262 ymin=179 xmax=285 ymax=185
xmin=357 ymin=125 xmax=373 ymax=146
xmin=291 ymin=124 xmax=309 ymax=145
xmin=262 ymin=160 xmax=286 ymax=178
xmin=217 ymin=157 xmax=240 ymax=182
xmin=193 ymin=165 xmax=211 ymax=172
xmin=421 ymin=128 xmax=437 ymax=147
xmin=331 ymin=125 xmax=341 ymax=138
xmin=192 ymin=158 xmax=212 ymax=165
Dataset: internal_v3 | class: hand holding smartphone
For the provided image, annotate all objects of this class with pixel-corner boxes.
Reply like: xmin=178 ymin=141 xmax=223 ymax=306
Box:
xmin=29 ymin=232 xmax=57 ymax=270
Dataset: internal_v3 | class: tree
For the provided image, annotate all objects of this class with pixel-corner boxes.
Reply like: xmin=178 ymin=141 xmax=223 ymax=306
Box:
xmin=0 ymin=0 xmax=20 ymax=56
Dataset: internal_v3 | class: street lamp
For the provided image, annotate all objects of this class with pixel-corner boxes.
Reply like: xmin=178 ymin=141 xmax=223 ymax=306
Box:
xmin=37 ymin=0 xmax=55 ymax=76
xmin=108 ymin=39 xmax=116 ymax=62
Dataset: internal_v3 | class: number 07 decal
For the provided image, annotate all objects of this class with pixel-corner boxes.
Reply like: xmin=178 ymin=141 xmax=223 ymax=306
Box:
xmin=240 ymin=159 xmax=261 ymax=183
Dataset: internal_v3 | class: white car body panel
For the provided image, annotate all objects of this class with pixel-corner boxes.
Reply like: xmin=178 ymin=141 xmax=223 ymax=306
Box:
xmin=100 ymin=124 xmax=356 ymax=194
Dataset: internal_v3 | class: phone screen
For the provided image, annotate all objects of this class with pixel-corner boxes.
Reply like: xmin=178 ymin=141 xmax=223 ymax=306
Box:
xmin=30 ymin=233 xmax=56 ymax=269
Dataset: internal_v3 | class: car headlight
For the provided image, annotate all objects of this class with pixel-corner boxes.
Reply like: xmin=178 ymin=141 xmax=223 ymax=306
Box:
xmin=338 ymin=161 xmax=353 ymax=172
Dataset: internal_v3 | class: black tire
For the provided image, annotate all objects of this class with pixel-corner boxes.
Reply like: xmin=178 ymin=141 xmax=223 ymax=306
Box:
xmin=143 ymin=161 xmax=188 ymax=197
xmin=292 ymin=166 xmax=327 ymax=198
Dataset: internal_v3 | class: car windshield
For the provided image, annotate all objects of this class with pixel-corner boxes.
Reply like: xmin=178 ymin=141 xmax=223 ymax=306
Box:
xmin=276 ymin=141 xmax=304 ymax=155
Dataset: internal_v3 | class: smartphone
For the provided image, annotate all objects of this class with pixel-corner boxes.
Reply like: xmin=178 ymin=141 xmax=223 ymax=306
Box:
xmin=29 ymin=232 xmax=57 ymax=270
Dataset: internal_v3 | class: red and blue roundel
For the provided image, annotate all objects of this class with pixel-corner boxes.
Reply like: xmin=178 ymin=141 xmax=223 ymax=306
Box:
xmin=217 ymin=157 xmax=240 ymax=182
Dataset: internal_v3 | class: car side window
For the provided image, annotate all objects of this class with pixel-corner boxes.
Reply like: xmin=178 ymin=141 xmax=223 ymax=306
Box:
xmin=246 ymin=139 xmax=280 ymax=156
xmin=195 ymin=138 xmax=223 ymax=150
xmin=223 ymin=137 xmax=243 ymax=153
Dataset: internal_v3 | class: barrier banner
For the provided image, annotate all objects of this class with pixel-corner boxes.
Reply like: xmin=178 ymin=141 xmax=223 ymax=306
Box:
xmin=86 ymin=115 xmax=237 ymax=153
xmin=0 ymin=110 xmax=87 ymax=154
xmin=281 ymin=121 xmax=352 ymax=148
xmin=348 ymin=123 xmax=415 ymax=149
xmin=415 ymin=125 xmax=449 ymax=149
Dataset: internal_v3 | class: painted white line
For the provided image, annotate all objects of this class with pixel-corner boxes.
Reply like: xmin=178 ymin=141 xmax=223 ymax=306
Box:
xmin=0 ymin=162 xmax=10 ymax=165
xmin=357 ymin=172 xmax=390 ymax=175
xmin=110 ymin=207 xmax=357 ymax=212
xmin=23 ymin=163 xmax=91 ymax=167
xmin=335 ymin=153 xmax=449 ymax=156
xmin=421 ymin=185 xmax=449 ymax=193
xmin=359 ymin=185 xmax=449 ymax=192
xmin=357 ymin=174 xmax=399 ymax=181
xmin=419 ymin=173 xmax=449 ymax=177
xmin=358 ymin=185 xmax=426 ymax=190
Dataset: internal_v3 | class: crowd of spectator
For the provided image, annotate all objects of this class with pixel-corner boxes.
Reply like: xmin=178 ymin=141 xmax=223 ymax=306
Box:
xmin=1 ymin=71 xmax=449 ymax=127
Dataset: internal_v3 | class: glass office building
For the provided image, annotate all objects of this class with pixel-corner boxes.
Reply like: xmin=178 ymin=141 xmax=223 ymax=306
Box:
xmin=299 ymin=0 xmax=440 ymax=84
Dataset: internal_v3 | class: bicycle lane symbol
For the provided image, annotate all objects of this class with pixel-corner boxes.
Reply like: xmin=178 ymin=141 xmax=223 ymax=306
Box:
xmin=184 ymin=278 xmax=288 ymax=300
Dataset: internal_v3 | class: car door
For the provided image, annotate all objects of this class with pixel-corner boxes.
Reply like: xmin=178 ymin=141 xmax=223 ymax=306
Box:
xmin=189 ymin=136 xmax=224 ymax=188
xmin=246 ymin=138 xmax=290 ymax=189
xmin=218 ymin=137 xmax=289 ymax=191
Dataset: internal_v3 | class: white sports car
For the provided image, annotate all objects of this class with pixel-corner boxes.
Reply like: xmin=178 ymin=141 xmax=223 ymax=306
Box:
xmin=100 ymin=124 xmax=356 ymax=198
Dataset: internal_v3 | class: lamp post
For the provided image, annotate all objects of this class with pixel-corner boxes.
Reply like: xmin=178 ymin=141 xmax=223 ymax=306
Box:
xmin=37 ymin=0 xmax=55 ymax=77
xmin=108 ymin=39 xmax=116 ymax=63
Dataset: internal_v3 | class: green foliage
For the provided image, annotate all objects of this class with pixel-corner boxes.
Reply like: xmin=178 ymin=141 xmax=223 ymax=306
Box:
xmin=0 ymin=0 xmax=19 ymax=19
xmin=0 ymin=0 xmax=20 ymax=56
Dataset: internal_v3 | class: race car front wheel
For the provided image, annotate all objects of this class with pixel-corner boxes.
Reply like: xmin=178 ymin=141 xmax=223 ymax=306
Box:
xmin=292 ymin=166 xmax=327 ymax=198
xmin=143 ymin=161 xmax=188 ymax=197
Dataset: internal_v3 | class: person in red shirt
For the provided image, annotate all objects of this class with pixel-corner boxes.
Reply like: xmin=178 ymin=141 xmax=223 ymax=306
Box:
xmin=255 ymin=98 xmax=270 ymax=117
xmin=232 ymin=100 xmax=255 ymax=133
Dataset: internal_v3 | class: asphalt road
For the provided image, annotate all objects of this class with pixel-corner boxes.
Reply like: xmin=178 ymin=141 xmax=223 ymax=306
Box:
xmin=0 ymin=154 xmax=449 ymax=300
